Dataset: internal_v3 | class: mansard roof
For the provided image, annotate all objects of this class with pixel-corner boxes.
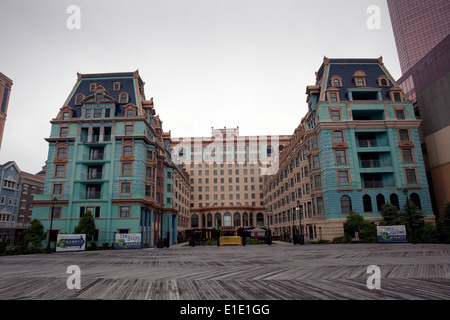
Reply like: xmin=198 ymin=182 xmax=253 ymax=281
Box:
xmin=65 ymin=71 xmax=144 ymax=118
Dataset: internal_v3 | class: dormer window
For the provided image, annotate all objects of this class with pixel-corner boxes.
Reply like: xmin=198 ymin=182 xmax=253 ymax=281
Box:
xmin=326 ymin=87 xmax=340 ymax=103
xmin=330 ymin=75 xmax=343 ymax=87
xmin=389 ymin=88 xmax=404 ymax=102
xmin=89 ymin=83 xmax=97 ymax=92
xmin=378 ymin=76 xmax=390 ymax=87
xmin=119 ymin=93 xmax=129 ymax=104
xmin=113 ymin=82 xmax=121 ymax=91
xmin=353 ymin=70 xmax=367 ymax=87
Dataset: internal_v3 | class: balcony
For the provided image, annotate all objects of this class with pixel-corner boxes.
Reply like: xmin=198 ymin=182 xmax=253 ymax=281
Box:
xmin=358 ymin=139 xmax=378 ymax=148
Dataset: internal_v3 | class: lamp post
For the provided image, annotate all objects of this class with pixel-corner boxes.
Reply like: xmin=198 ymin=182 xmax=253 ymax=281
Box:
xmin=297 ymin=200 xmax=304 ymax=245
xmin=46 ymin=197 xmax=58 ymax=253
xmin=292 ymin=207 xmax=296 ymax=245
xmin=402 ymin=188 xmax=416 ymax=244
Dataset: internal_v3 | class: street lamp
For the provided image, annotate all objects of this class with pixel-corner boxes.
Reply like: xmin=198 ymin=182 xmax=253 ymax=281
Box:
xmin=46 ymin=197 xmax=58 ymax=253
xmin=292 ymin=207 xmax=296 ymax=245
xmin=402 ymin=188 xmax=416 ymax=244
xmin=297 ymin=200 xmax=304 ymax=245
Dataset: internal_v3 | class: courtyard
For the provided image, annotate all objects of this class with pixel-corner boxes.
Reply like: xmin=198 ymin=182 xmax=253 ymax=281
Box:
xmin=0 ymin=242 xmax=449 ymax=300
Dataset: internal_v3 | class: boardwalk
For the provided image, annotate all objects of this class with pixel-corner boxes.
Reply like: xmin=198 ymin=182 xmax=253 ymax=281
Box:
xmin=0 ymin=242 xmax=449 ymax=300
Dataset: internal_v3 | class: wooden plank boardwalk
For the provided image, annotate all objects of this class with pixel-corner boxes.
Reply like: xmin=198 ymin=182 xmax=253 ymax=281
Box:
xmin=0 ymin=243 xmax=449 ymax=300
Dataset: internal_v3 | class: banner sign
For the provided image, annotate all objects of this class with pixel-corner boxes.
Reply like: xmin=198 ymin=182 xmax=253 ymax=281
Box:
xmin=376 ymin=225 xmax=407 ymax=243
xmin=56 ymin=234 xmax=86 ymax=252
xmin=114 ymin=233 xmax=142 ymax=249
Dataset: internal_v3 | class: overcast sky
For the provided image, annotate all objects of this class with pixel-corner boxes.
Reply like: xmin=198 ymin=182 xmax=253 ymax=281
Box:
xmin=0 ymin=0 xmax=401 ymax=174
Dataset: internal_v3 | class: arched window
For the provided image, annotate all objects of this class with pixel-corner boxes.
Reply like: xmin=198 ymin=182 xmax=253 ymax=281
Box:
xmin=390 ymin=193 xmax=400 ymax=210
xmin=214 ymin=213 xmax=222 ymax=228
xmin=119 ymin=93 xmax=129 ymax=104
xmin=376 ymin=194 xmax=385 ymax=212
xmin=363 ymin=195 xmax=373 ymax=212
xmin=249 ymin=213 xmax=254 ymax=227
xmin=410 ymin=193 xmax=422 ymax=210
xmin=224 ymin=212 xmax=232 ymax=226
xmin=233 ymin=212 xmax=241 ymax=226
xmin=207 ymin=213 xmax=213 ymax=228
xmin=256 ymin=213 xmax=264 ymax=227
xmin=340 ymin=195 xmax=352 ymax=214
xmin=191 ymin=214 xmax=199 ymax=228
xmin=201 ymin=214 xmax=206 ymax=228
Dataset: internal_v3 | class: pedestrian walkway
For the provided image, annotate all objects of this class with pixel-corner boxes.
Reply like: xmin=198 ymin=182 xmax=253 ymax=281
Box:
xmin=0 ymin=243 xmax=449 ymax=300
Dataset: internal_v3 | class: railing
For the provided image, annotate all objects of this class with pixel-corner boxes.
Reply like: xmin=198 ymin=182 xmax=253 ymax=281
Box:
xmin=360 ymin=159 xmax=381 ymax=168
xmin=358 ymin=139 xmax=378 ymax=148
xmin=80 ymin=191 xmax=102 ymax=200
xmin=363 ymin=181 xmax=383 ymax=188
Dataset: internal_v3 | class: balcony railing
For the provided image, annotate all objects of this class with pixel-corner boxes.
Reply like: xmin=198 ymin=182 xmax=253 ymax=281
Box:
xmin=358 ymin=139 xmax=378 ymax=148
xmin=363 ymin=181 xmax=383 ymax=188
xmin=80 ymin=191 xmax=102 ymax=199
xmin=360 ymin=159 xmax=381 ymax=168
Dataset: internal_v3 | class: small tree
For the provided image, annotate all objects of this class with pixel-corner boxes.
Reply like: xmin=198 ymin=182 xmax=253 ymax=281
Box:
xmin=380 ymin=203 xmax=406 ymax=226
xmin=344 ymin=211 xmax=376 ymax=242
xmin=74 ymin=211 xmax=96 ymax=243
xmin=436 ymin=202 xmax=450 ymax=243
xmin=402 ymin=199 xmax=424 ymax=243
xmin=24 ymin=219 xmax=45 ymax=249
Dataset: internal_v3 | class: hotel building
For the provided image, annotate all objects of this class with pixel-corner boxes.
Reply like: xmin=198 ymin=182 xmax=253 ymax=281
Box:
xmin=32 ymin=71 xmax=190 ymax=247
xmin=264 ymin=57 xmax=434 ymax=241
xmin=172 ymin=127 xmax=290 ymax=230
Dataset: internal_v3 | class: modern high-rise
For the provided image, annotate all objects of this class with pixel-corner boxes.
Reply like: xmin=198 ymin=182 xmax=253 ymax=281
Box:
xmin=171 ymin=127 xmax=290 ymax=230
xmin=0 ymin=72 xmax=13 ymax=150
xmin=387 ymin=0 xmax=450 ymax=216
xmin=32 ymin=71 xmax=190 ymax=247
xmin=264 ymin=57 xmax=434 ymax=241
xmin=386 ymin=0 xmax=450 ymax=74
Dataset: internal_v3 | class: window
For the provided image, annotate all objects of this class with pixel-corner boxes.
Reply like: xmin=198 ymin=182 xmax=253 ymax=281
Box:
xmin=96 ymin=94 xmax=104 ymax=103
xmin=191 ymin=214 xmax=199 ymax=228
xmin=376 ymin=194 xmax=385 ymax=212
xmin=88 ymin=166 xmax=102 ymax=179
xmin=356 ymin=78 xmax=365 ymax=87
xmin=335 ymin=150 xmax=346 ymax=164
xmin=380 ymin=78 xmax=388 ymax=86
xmin=122 ymin=163 xmax=132 ymax=176
xmin=127 ymin=109 xmax=134 ymax=118
xmin=52 ymin=207 xmax=62 ymax=219
xmin=330 ymin=92 xmax=338 ymax=103
xmin=363 ymin=195 xmax=372 ymax=212
xmin=125 ymin=125 xmax=133 ymax=136
xmin=89 ymin=83 xmax=96 ymax=92
xmin=340 ymin=195 xmax=352 ymax=214
xmin=123 ymin=145 xmax=133 ymax=157
xmin=60 ymin=127 xmax=68 ymax=138
xmin=393 ymin=92 xmax=402 ymax=102
xmin=399 ymin=129 xmax=410 ymax=142
xmin=119 ymin=206 xmax=131 ymax=218
xmin=331 ymin=110 xmax=341 ymax=121
xmin=104 ymin=108 xmax=111 ymax=118
xmin=121 ymin=182 xmax=131 ymax=194
xmin=120 ymin=93 xmax=128 ymax=104
xmin=395 ymin=109 xmax=405 ymax=120
xmin=85 ymin=109 xmax=91 ymax=119
xmin=402 ymin=148 xmax=414 ymax=163
xmin=405 ymin=169 xmax=418 ymax=185
xmin=410 ymin=193 xmax=422 ymax=210
xmin=62 ymin=112 xmax=70 ymax=120
xmin=57 ymin=147 xmax=67 ymax=158
xmin=93 ymin=109 xmax=102 ymax=118
xmin=54 ymin=165 xmax=65 ymax=177
xmin=390 ymin=193 xmax=400 ymax=210
xmin=333 ymin=131 xmax=344 ymax=143
xmin=333 ymin=79 xmax=341 ymax=87
xmin=53 ymin=183 xmax=63 ymax=195
xmin=338 ymin=171 xmax=349 ymax=184
xmin=313 ymin=155 xmax=320 ymax=168
xmin=86 ymin=184 xmax=101 ymax=199
xmin=113 ymin=82 xmax=121 ymax=91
